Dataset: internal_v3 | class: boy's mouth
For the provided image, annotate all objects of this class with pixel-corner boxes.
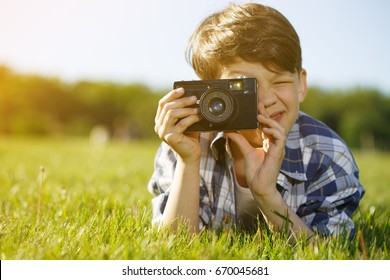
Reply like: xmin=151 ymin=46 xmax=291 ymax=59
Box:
xmin=270 ymin=111 xmax=284 ymax=123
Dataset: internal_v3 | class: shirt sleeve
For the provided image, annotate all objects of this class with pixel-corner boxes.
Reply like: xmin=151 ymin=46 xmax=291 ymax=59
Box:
xmin=296 ymin=149 xmax=365 ymax=238
xmin=147 ymin=142 xmax=212 ymax=230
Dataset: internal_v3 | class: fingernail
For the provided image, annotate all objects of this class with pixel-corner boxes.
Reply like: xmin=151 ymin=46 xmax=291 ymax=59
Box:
xmin=175 ymin=87 xmax=185 ymax=94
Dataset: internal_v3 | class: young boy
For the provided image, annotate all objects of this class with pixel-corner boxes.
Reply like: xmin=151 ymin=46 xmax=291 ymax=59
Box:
xmin=148 ymin=3 xmax=365 ymax=239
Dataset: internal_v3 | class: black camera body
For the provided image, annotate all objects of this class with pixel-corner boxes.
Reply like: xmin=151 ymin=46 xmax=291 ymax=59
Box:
xmin=173 ymin=78 xmax=258 ymax=132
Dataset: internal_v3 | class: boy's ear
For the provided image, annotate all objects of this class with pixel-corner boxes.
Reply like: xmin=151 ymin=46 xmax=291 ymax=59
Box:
xmin=298 ymin=69 xmax=308 ymax=102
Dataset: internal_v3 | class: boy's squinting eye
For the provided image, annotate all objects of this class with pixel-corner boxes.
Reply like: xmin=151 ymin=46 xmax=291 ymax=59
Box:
xmin=273 ymin=80 xmax=293 ymax=86
xmin=275 ymin=79 xmax=293 ymax=84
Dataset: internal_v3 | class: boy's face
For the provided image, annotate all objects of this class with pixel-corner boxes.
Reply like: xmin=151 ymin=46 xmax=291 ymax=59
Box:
xmin=219 ymin=58 xmax=307 ymax=147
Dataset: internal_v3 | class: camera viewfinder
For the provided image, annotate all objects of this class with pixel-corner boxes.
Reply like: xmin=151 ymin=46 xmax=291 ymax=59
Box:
xmin=229 ymin=80 xmax=244 ymax=91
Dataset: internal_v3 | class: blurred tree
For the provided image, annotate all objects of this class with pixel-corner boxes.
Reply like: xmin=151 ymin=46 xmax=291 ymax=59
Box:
xmin=1 ymin=64 xmax=389 ymax=149
xmin=301 ymin=87 xmax=390 ymax=150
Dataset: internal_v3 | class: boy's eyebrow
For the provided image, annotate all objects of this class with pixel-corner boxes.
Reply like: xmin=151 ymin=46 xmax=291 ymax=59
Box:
xmin=266 ymin=70 xmax=296 ymax=80
xmin=228 ymin=70 xmax=293 ymax=81
xmin=227 ymin=70 xmax=254 ymax=77
xmin=272 ymin=72 xmax=294 ymax=79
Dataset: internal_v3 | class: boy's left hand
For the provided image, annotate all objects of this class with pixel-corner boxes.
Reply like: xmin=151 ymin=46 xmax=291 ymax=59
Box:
xmin=226 ymin=104 xmax=286 ymax=197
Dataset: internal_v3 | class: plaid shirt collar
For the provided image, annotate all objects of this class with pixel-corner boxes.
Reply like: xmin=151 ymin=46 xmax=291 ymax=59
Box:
xmin=210 ymin=114 xmax=307 ymax=182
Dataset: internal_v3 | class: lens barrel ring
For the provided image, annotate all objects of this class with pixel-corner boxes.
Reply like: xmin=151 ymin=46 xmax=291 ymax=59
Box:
xmin=199 ymin=89 xmax=235 ymax=124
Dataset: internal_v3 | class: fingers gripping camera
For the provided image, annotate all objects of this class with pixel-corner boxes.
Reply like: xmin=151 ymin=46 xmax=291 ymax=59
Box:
xmin=173 ymin=78 xmax=259 ymax=132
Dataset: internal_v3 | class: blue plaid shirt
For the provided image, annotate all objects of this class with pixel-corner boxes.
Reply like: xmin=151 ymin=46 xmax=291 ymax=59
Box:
xmin=148 ymin=112 xmax=365 ymax=237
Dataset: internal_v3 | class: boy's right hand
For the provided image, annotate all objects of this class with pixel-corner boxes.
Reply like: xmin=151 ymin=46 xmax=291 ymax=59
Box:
xmin=154 ymin=88 xmax=202 ymax=162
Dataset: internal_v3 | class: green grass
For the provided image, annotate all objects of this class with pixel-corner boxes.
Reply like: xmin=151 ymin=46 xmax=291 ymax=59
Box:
xmin=0 ymin=136 xmax=389 ymax=259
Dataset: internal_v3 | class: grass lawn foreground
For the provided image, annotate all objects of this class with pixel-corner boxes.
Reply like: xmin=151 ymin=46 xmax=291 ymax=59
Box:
xmin=0 ymin=136 xmax=389 ymax=259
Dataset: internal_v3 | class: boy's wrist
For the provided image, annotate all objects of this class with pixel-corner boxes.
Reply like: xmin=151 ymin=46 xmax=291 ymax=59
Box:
xmin=252 ymin=188 xmax=283 ymax=209
xmin=178 ymin=155 xmax=201 ymax=167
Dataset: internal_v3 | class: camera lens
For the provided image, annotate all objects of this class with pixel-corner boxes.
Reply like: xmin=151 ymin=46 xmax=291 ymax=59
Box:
xmin=209 ymin=98 xmax=226 ymax=115
xmin=199 ymin=89 xmax=235 ymax=124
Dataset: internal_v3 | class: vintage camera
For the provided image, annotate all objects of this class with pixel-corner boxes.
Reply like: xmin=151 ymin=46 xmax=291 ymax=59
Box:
xmin=173 ymin=78 xmax=258 ymax=132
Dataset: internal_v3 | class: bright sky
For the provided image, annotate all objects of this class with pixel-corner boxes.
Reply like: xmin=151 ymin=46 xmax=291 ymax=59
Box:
xmin=0 ymin=0 xmax=389 ymax=93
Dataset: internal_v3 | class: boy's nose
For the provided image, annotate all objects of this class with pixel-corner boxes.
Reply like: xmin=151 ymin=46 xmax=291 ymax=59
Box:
xmin=257 ymin=86 xmax=277 ymax=108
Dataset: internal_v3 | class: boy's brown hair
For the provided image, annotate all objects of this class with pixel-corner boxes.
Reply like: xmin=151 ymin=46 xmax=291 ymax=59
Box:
xmin=186 ymin=3 xmax=302 ymax=80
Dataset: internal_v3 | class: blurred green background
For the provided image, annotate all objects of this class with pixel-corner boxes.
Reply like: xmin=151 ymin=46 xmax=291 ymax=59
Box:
xmin=1 ymin=65 xmax=389 ymax=150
